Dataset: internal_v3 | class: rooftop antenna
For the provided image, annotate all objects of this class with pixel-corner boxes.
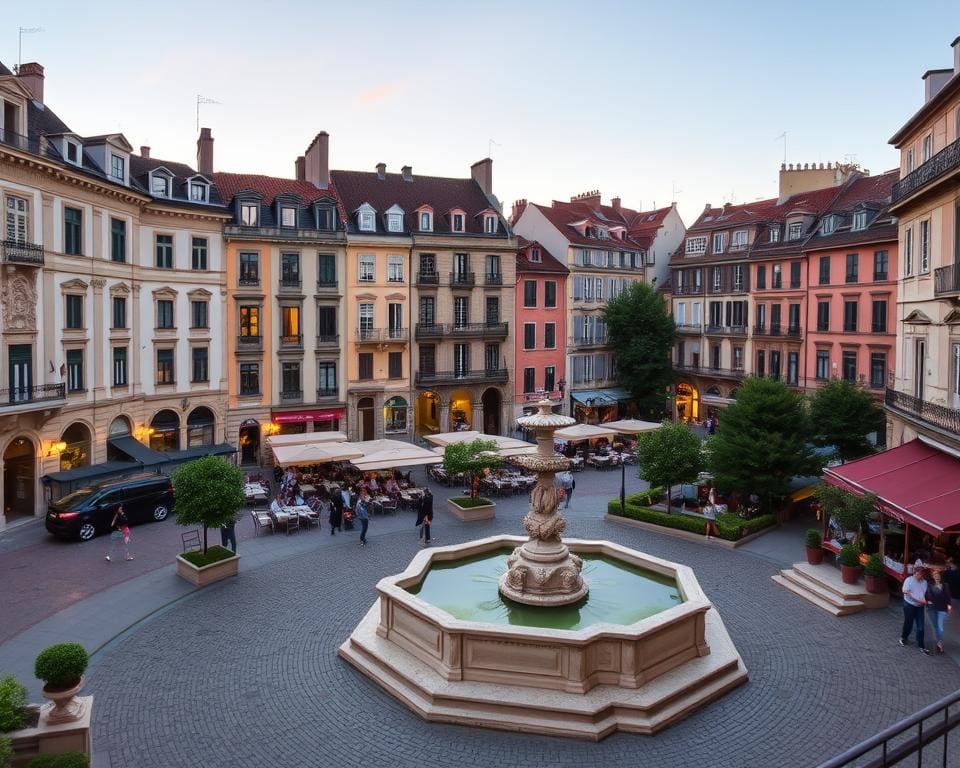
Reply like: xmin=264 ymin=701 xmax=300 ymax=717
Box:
xmin=16 ymin=27 xmax=44 ymax=72
xmin=488 ymin=138 xmax=501 ymax=157
xmin=843 ymin=153 xmax=858 ymax=166
xmin=671 ymin=180 xmax=682 ymax=201
xmin=774 ymin=131 xmax=787 ymax=164
xmin=196 ymin=95 xmax=221 ymax=132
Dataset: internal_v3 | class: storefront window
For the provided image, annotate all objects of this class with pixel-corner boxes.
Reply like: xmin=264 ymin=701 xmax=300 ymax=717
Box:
xmin=384 ymin=396 xmax=408 ymax=434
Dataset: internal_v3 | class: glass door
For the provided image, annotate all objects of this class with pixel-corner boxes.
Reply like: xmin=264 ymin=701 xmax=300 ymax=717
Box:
xmin=8 ymin=345 xmax=31 ymax=402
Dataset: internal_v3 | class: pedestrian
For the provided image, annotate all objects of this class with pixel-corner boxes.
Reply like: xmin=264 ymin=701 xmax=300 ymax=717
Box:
xmin=220 ymin=511 xmax=238 ymax=553
xmin=105 ymin=505 xmax=133 ymax=562
xmin=704 ymin=487 xmax=720 ymax=538
xmin=926 ymin=568 xmax=953 ymax=654
xmin=327 ymin=495 xmax=342 ymax=535
xmin=900 ymin=565 xmax=930 ymax=654
xmin=357 ymin=495 xmax=370 ymax=546
xmin=416 ymin=489 xmax=434 ymax=545
xmin=563 ymin=473 xmax=575 ymax=509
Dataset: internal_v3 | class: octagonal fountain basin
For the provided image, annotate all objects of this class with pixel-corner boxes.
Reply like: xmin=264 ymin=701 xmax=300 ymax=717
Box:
xmin=339 ymin=535 xmax=748 ymax=740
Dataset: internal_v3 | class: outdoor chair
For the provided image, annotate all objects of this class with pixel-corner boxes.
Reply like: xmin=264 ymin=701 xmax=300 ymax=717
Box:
xmin=304 ymin=510 xmax=321 ymax=529
xmin=380 ymin=499 xmax=398 ymax=515
xmin=284 ymin=512 xmax=300 ymax=535
xmin=250 ymin=509 xmax=273 ymax=535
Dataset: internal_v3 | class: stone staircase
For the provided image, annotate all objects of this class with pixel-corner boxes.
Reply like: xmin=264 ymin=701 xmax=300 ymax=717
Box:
xmin=772 ymin=561 xmax=889 ymax=616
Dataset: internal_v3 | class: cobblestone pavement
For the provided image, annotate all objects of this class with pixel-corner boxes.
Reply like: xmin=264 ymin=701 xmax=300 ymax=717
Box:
xmin=86 ymin=473 xmax=960 ymax=768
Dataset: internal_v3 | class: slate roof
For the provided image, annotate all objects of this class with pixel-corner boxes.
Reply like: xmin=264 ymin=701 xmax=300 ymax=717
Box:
xmin=330 ymin=169 xmax=506 ymax=237
xmin=130 ymin=154 xmax=226 ymax=207
xmin=516 ymin=237 xmax=569 ymax=275
xmin=529 ymin=201 xmax=648 ymax=251
xmin=803 ymin=169 xmax=900 ymax=252
xmin=212 ymin=172 xmax=345 ymax=229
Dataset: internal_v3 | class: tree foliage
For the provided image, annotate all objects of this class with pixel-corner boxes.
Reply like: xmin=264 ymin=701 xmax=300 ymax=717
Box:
xmin=442 ymin=439 xmax=503 ymax=498
xmin=808 ymin=379 xmax=885 ymax=462
xmin=173 ymin=456 xmax=244 ymax=553
xmin=604 ymin=282 xmax=676 ymax=417
xmin=636 ymin=421 xmax=705 ymax=513
xmin=814 ymin=484 xmax=878 ymax=546
xmin=707 ymin=377 xmax=819 ymax=510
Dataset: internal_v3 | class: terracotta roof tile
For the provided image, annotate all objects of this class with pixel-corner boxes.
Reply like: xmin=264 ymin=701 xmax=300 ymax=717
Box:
xmin=516 ymin=237 xmax=569 ymax=274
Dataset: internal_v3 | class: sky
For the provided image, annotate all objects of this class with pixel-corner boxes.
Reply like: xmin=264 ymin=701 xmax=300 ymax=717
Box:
xmin=5 ymin=1 xmax=960 ymax=225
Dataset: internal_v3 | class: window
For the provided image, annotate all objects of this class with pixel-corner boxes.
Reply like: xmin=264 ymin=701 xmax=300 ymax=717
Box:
xmin=419 ymin=296 xmax=436 ymax=325
xmin=388 ymin=351 xmax=403 ymax=379
xmin=904 ymin=227 xmax=914 ymax=275
xmin=871 ymin=299 xmax=887 ymax=333
xmin=529 ymin=248 xmax=541 ymax=262
xmin=523 ymin=367 xmax=536 ymax=393
xmin=66 ymin=142 xmax=78 ymax=163
xmin=769 ymin=226 xmax=780 ymax=243
xmin=452 ymin=213 xmax=464 ymax=232
xmin=318 ymin=253 xmax=337 ymax=285
xmin=756 ymin=303 xmax=766 ymax=330
xmin=787 ymin=222 xmax=802 ymax=240
xmin=5 ymin=196 xmax=28 ymax=242
xmin=693 ymin=269 xmax=702 ymax=291
xmin=112 ymin=346 xmax=127 ymax=386
xmin=816 ymin=350 xmax=829 ymax=380
xmin=110 ymin=154 xmax=125 ymax=181
xmin=770 ymin=351 xmax=781 ymax=381
xmin=387 ymin=255 xmax=404 ymax=282
xmin=756 ymin=265 xmax=766 ymax=289
xmin=712 ymin=267 xmax=722 ymax=292
xmin=483 ymin=214 xmax=498 ymax=234
xmin=790 ymin=261 xmax=801 ymax=288
xmin=733 ymin=264 xmax=744 ymax=291
xmin=453 ymin=296 xmax=469 ymax=329
xmin=112 ymin=296 xmax=126 ymax=329
xmin=359 ymin=303 xmax=374 ymax=338
xmin=817 ymin=301 xmax=830 ymax=332
xmin=756 ymin=350 xmax=765 ymax=378
xmin=157 ymin=299 xmax=174 ymax=329
xmin=732 ymin=230 xmax=747 ymax=249
xmin=110 ymin=218 xmax=126 ymax=262
xmin=192 ymin=347 xmax=209 ymax=383
xmin=818 ymin=256 xmax=830 ymax=285
xmin=454 ymin=343 xmax=470 ymax=376
xmin=772 ymin=263 xmax=782 ymax=289
xmin=239 ymin=363 xmax=260 ymax=395
xmin=315 ymin=205 xmax=334 ymax=230
xmin=843 ymin=300 xmax=858 ymax=332
xmin=906 ymin=148 xmax=915 ymax=174
xmin=359 ymin=211 xmax=375 ymax=231
xmin=485 ymin=254 xmax=501 ymax=281
xmin=787 ymin=352 xmax=799 ymax=386
xmin=317 ymin=362 xmax=337 ymax=396
xmin=388 ymin=303 xmax=403 ymax=337
xmin=318 ymin=306 xmax=337 ymax=340
xmin=281 ymin=206 xmax=297 ymax=227
xmin=842 ymin=351 xmax=857 ymax=383
xmin=954 ymin=345 xmax=960 ymax=400
xmin=485 ymin=343 xmax=500 ymax=372
xmin=386 ymin=213 xmax=403 ymax=232
xmin=151 ymin=174 xmax=169 ymax=197
xmin=821 ymin=216 xmax=836 ymax=235
xmin=281 ymin=362 xmax=300 ymax=395
xmin=922 ymin=134 xmax=933 ymax=162
xmin=544 ymin=322 xmax=556 ymax=349
xmin=240 ymin=203 xmax=258 ymax=227
xmin=192 ymin=237 xmax=208 ymax=270
xmin=384 ymin=396 xmax=407 ymax=433
xmin=64 ymin=207 xmax=82 ymax=255
xmin=239 ymin=252 xmax=259 ymax=284
xmin=870 ymin=352 xmax=886 ymax=389
xmin=709 ymin=301 xmax=723 ymax=328
xmin=485 ymin=296 xmax=500 ymax=324
xmin=524 ymin=323 xmax=536 ymax=350
xmin=191 ymin=300 xmax=207 ymax=329
xmin=189 ymin=182 xmax=207 ymax=202
xmin=281 ymin=252 xmax=300 ymax=287
xmin=873 ymin=250 xmax=888 ymax=281
xmin=920 ymin=220 xmax=930 ymax=272
xmin=851 ymin=211 xmax=867 ymax=231
xmin=358 ymin=353 xmax=374 ymax=380
xmin=419 ymin=211 xmax=432 ymax=231
xmin=771 ymin=304 xmax=782 ymax=333
xmin=788 ymin=303 xmax=801 ymax=333
xmin=541 ymin=366 xmax=555 ymax=392
xmin=685 ymin=236 xmax=707 ymax=255
xmin=733 ymin=346 xmax=744 ymax=370
xmin=359 ymin=255 xmax=375 ymax=281
xmin=156 ymin=349 xmax=174 ymax=385
xmin=66 ymin=349 xmax=84 ymax=392
xmin=419 ymin=345 xmax=436 ymax=375
xmin=712 ymin=232 xmax=726 ymax=253
xmin=155 ymin=234 xmax=173 ymax=269
xmin=281 ymin=306 xmax=301 ymax=342
xmin=239 ymin=306 xmax=260 ymax=337
xmin=845 ymin=253 xmax=859 ymax=283
xmin=65 ymin=295 xmax=83 ymax=329
xmin=523 ymin=280 xmax=537 ymax=307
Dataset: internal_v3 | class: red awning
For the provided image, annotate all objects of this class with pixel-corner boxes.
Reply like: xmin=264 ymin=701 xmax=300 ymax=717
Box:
xmin=824 ymin=439 xmax=960 ymax=535
xmin=273 ymin=409 xmax=345 ymax=424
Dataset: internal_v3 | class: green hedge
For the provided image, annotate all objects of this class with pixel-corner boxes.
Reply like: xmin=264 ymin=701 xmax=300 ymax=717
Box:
xmin=449 ymin=497 xmax=494 ymax=509
xmin=180 ymin=545 xmax=235 ymax=568
xmin=607 ymin=499 xmax=775 ymax=541
xmin=625 ymin=488 xmax=665 ymax=507
xmin=26 ymin=753 xmax=89 ymax=768
xmin=0 ymin=675 xmax=26 ymax=732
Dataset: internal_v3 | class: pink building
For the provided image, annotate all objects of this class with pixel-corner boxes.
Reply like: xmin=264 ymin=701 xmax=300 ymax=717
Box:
xmin=803 ymin=171 xmax=899 ymax=394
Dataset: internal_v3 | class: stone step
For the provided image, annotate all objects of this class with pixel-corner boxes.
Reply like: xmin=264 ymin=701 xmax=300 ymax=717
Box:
xmin=779 ymin=568 xmax=867 ymax=610
xmin=772 ymin=572 xmax=863 ymax=616
xmin=790 ymin=562 xmax=890 ymax=610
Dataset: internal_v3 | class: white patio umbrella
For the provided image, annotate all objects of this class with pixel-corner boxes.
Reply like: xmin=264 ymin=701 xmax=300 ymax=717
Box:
xmin=553 ymin=423 xmax=616 ymax=442
xmin=351 ymin=440 xmax=444 ymax=470
xmin=602 ymin=419 xmax=662 ymax=435
xmin=424 ymin=431 xmax=537 ymax=456
xmin=271 ymin=442 xmax=363 ymax=468
xmin=266 ymin=431 xmax=348 ymax=448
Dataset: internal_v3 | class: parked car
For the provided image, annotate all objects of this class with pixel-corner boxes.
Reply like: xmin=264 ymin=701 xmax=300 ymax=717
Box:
xmin=46 ymin=473 xmax=174 ymax=541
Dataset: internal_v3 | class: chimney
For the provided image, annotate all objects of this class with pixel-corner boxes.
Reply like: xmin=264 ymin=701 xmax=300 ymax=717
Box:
xmin=953 ymin=36 xmax=960 ymax=74
xmin=923 ymin=68 xmax=953 ymax=103
xmin=570 ymin=190 xmax=601 ymax=209
xmin=140 ymin=145 xmax=150 ymax=159
xmin=401 ymin=165 xmax=413 ymax=182
xmin=304 ymin=132 xmax=329 ymax=189
xmin=376 ymin=162 xmax=386 ymax=180
xmin=17 ymin=62 xmax=44 ymax=104
xmin=295 ymin=156 xmax=305 ymax=181
xmin=471 ymin=157 xmax=493 ymax=195
xmin=611 ymin=196 xmax=621 ymax=212
xmin=196 ymin=127 xmax=214 ymax=176
xmin=511 ymin=199 xmax=528 ymax=225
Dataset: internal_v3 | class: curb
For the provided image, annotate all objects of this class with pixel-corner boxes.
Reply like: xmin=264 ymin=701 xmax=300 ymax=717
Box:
xmin=603 ymin=513 xmax=778 ymax=549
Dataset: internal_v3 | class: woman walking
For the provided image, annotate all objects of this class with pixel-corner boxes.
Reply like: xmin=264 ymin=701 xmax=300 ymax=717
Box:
xmin=326 ymin=492 xmax=341 ymax=535
xmin=927 ymin=568 xmax=953 ymax=653
xmin=105 ymin=505 xmax=133 ymax=562
xmin=416 ymin=489 xmax=434 ymax=545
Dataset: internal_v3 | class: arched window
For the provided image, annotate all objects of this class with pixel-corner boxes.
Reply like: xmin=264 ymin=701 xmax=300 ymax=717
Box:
xmin=187 ymin=407 xmax=215 ymax=447
xmin=60 ymin=422 xmax=91 ymax=471
xmin=150 ymin=410 xmax=180 ymax=452
xmin=384 ymin=396 xmax=408 ymax=434
xmin=109 ymin=416 xmax=131 ymax=436
xmin=706 ymin=386 xmax=722 ymax=397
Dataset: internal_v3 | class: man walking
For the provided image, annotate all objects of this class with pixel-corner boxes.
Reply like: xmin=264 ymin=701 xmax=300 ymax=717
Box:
xmin=900 ymin=565 xmax=930 ymax=654
xmin=559 ymin=472 xmax=575 ymax=509
xmin=220 ymin=511 xmax=238 ymax=553
xmin=357 ymin=495 xmax=370 ymax=546
xmin=416 ymin=489 xmax=434 ymax=545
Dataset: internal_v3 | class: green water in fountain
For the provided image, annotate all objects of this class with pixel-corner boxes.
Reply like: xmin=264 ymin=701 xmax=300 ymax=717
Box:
xmin=406 ymin=548 xmax=682 ymax=630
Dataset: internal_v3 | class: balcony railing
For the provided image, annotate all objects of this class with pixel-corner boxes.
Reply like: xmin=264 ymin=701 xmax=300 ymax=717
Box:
xmin=0 ymin=129 xmax=66 ymax=162
xmin=484 ymin=272 xmax=503 ymax=286
xmin=356 ymin=328 xmax=409 ymax=343
xmin=786 ymin=325 xmax=802 ymax=338
xmin=414 ymin=322 xmax=509 ymax=340
xmin=238 ymin=275 xmax=260 ymax=288
xmin=316 ymin=278 xmax=339 ymax=291
xmin=1 ymin=239 xmax=44 ymax=265
xmin=573 ymin=335 xmax=607 ymax=347
xmin=279 ymin=276 xmax=302 ymax=290
xmin=416 ymin=271 xmax=440 ymax=286
xmin=934 ymin=263 xmax=960 ymax=297
xmin=280 ymin=390 xmax=303 ymax=402
xmin=315 ymin=334 xmax=340 ymax=347
xmin=1 ymin=383 xmax=66 ymax=409
xmin=675 ymin=323 xmax=702 ymax=334
xmin=885 ymin=387 xmax=960 ymax=435
xmin=706 ymin=324 xmax=748 ymax=336
xmin=449 ymin=271 xmax=476 ymax=286
xmin=754 ymin=325 xmax=767 ymax=336
xmin=674 ymin=363 xmax=745 ymax=380
xmin=673 ymin=284 xmax=705 ymax=296
xmin=317 ymin=387 xmax=339 ymax=399
xmin=871 ymin=323 xmax=887 ymax=334
xmin=892 ymin=136 xmax=960 ymax=203
xmin=415 ymin=368 xmax=509 ymax=385
xmin=769 ymin=323 xmax=782 ymax=336
xmin=279 ymin=334 xmax=303 ymax=349
xmin=236 ymin=334 xmax=263 ymax=351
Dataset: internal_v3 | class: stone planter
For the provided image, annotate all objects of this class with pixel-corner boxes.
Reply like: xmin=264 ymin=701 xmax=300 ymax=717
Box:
xmin=805 ymin=546 xmax=824 ymax=565
xmin=446 ymin=497 xmax=496 ymax=522
xmin=865 ymin=574 xmax=887 ymax=594
xmin=7 ymin=696 xmax=92 ymax=766
xmin=41 ymin=677 xmax=84 ymax=725
xmin=840 ymin=565 xmax=862 ymax=585
xmin=176 ymin=552 xmax=240 ymax=587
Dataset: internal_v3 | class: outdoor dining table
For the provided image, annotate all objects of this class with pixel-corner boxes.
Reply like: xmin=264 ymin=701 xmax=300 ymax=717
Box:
xmin=244 ymin=482 xmax=269 ymax=499
xmin=587 ymin=454 xmax=612 ymax=469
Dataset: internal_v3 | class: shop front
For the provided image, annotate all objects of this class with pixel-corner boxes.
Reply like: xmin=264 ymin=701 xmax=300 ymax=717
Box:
xmin=271 ymin=408 xmax=345 ymax=435
xmin=570 ymin=388 xmax=634 ymax=425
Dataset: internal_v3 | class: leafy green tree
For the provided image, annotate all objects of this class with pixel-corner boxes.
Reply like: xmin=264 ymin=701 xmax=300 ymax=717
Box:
xmin=173 ymin=456 xmax=244 ymax=553
xmin=604 ymin=282 xmax=676 ymax=417
xmin=708 ymin=377 xmax=819 ymax=511
xmin=442 ymin=439 xmax=503 ymax=498
xmin=636 ymin=421 xmax=705 ymax=513
xmin=814 ymin=484 xmax=878 ymax=546
xmin=808 ymin=379 xmax=885 ymax=462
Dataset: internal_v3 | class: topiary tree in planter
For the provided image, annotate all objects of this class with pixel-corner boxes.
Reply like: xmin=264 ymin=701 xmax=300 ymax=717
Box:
xmin=864 ymin=553 xmax=887 ymax=594
xmin=804 ymin=529 xmax=824 ymax=565
xmin=173 ymin=456 xmax=244 ymax=555
xmin=839 ymin=543 xmax=862 ymax=584
xmin=442 ymin=439 xmax=502 ymax=500
xmin=34 ymin=643 xmax=88 ymax=724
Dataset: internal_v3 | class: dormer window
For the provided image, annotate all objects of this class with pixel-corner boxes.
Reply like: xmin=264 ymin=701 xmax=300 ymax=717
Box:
xmin=110 ymin=154 xmax=125 ymax=182
xmin=484 ymin=214 xmax=498 ymax=234
xmin=712 ymin=232 xmax=726 ymax=253
xmin=530 ymin=248 xmax=541 ymax=263
xmin=151 ymin=174 xmax=170 ymax=197
xmin=851 ymin=211 xmax=867 ymax=231
xmin=452 ymin=213 xmax=465 ymax=232
xmin=359 ymin=211 xmax=375 ymax=231
xmin=66 ymin=141 xmax=80 ymax=164
xmin=732 ymin=230 xmax=747 ymax=249
xmin=787 ymin=222 xmax=802 ymax=240
xmin=189 ymin=181 xmax=209 ymax=203
xmin=281 ymin=206 xmax=297 ymax=227
xmin=240 ymin=203 xmax=259 ymax=227
xmin=315 ymin=205 xmax=334 ymax=230
xmin=387 ymin=213 xmax=402 ymax=232
xmin=821 ymin=216 xmax=836 ymax=235
xmin=419 ymin=211 xmax=432 ymax=231
xmin=769 ymin=226 xmax=780 ymax=243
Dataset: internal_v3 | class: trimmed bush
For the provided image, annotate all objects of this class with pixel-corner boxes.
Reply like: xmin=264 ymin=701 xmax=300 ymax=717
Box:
xmin=864 ymin=553 xmax=884 ymax=577
xmin=608 ymin=499 xmax=775 ymax=541
xmin=180 ymin=545 xmax=235 ymax=568
xmin=449 ymin=497 xmax=494 ymax=509
xmin=0 ymin=675 xmax=26 ymax=732
xmin=26 ymin=754 xmax=89 ymax=768
xmin=804 ymin=528 xmax=822 ymax=548
xmin=34 ymin=644 xmax=88 ymax=690
xmin=626 ymin=488 xmax=665 ymax=507
xmin=839 ymin=543 xmax=861 ymax=568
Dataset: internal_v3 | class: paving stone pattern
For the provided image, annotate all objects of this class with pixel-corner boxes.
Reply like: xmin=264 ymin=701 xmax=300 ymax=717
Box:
xmin=77 ymin=472 xmax=960 ymax=767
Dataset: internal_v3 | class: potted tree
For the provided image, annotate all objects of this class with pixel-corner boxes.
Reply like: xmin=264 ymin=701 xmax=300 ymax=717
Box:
xmin=839 ymin=543 xmax=862 ymax=585
xmin=804 ymin=529 xmax=824 ymax=565
xmin=442 ymin=438 xmax=501 ymax=521
xmin=34 ymin=644 xmax=87 ymax=725
xmin=173 ymin=456 xmax=244 ymax=586
xmin=864 ymin=553 xmax=887 ymax=594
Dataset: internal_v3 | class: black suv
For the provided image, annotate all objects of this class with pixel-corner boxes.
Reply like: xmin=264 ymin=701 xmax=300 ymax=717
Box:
xmin=46 ymin=473 xmax=175 ymax=541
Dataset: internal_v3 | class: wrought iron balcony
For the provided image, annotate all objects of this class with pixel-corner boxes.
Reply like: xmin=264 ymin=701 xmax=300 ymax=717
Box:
xmin=449 ymin=271 xmax=475 ymax=287
xmin=315 ymin=334 xmax=340 ymax=348
xmin=415 ymin=368 xmax=509 ymax=385
xmin=675 ymin=323 xmax=702 ymax=334
xmin=706 ymin=324 xmax=748 ymax=336
xmin=280 ymin=390 xmax=303 ymax=402
xmin=415 ymin=322 xmax=509 ymax=340
xmin=416 ymin=271 xmax=440 ymax=286
xmin=279 ymin=276 xmax=302 ymax=290
xmin=316 ymin=387 xmax=339 ymax=399
xmin=238 ymin=275 xmax=260 ymax=288
xmin=934 ymin=263 xmax=960 ymax=297
xmin=674 ymin=363 xmax=745 ymax=380
xmin=279 ymin=334 xmax=303 ymax=349
xmin=572 ymin=335 xmax=607 ymax=348
xmin=236 ymin=334 xmax=263 ymax=351
xmin=1 ymin=239 xmax=44 ymax=265
xmin=0 ymin=383 xmax=66 ymax=412
xmin=672 ymin=284 xmax=705 ymax=296
xmin=786 ymin=325 xmax=802 ymax=338
xmin=356 ymin=328 xmax=409 ymax=343
xmin=885 ymin=387 xmax=960 ymax=435
xmin=0 ymin=129 xmax=65 ymax=162
xmin=316 ymin=278 xmax=339 ymax=292
xmin=892 ymin=137 xmax=960 ymax=204
xmin=484 ymin=272 xmax=503 ymax=286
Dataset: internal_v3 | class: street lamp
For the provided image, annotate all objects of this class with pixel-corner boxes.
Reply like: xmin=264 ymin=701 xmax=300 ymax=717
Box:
xmin=616 ymin=441 xmax=627 ymax=516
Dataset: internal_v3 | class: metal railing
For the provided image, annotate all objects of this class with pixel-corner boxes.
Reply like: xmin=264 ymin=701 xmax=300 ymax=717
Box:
xmin=449 ymin=271 xmax=475 ymax=286
xmin=673 ymin=284 xmax=705 ymax=296
xmin=885 ymin=387 xmax=960 ymax=435
xmin=356 ymin=328 xmax=409 ymax=342
xmin=238 ymin=275 xmax=260 ymax=287
xmin=892 ymin=137 xmax=960 ymax=203
xmin=414 ymin=322 xmax=509 ymax=340
xmin=0 ymin=129 xmax=66 ymax=162
xmin=817 ymin=687 xmax=960 ymax=768
xmin=236 ymin=335 xmax=263 ymax=350
xmin=316 ymin=278 xmax=338 ymax=291
xmin=484 ymin=272 xmax=503 ymax=286
xmin=572 ymin=335 xmax=607 ymax=347
xmin=706 ymin=324 xmax=748 ymax=336
xmin=1 ymin=239 xmax=45 ymax=265
xmin=316 ymin=387 xmax=338 ymax=399
xmin=416 ymin=271 xmax=440 ymax=286
xmin=279 ymin=276 xmax=301 ymax=290
xmin=934 ymin=263 xmax=960 ymax=297
xmin=675 ymin=323 xmax=702 ymax=334
xmin=786 ymin=325 xmax=802 ymax=337
xmin=279 ymin=334 xmax=303 ymax=348
xmin=415 ymin=367 xmax=509 ymax=384
xmin=674 ymin=363 xmax=745 ymax=379
xmin=279 ymin=390 xmax=302 ymax=402
xmin=1 ymin=383 xmax=66 ymax=406
xmin=315 ymin=334 xmax=339 ymax=347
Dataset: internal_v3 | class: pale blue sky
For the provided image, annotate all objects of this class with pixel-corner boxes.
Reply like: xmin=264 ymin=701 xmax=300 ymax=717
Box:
xmin=6 ymin=1 xmax=960 ymax=224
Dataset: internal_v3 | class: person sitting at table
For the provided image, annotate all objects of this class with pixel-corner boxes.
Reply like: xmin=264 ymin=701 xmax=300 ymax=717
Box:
xmin=294 ymin=493 xmax=305 ymax=507
xmin=270 ymin=495 xmax=283 ymax=515
xmin=384 ymin=476 xmax=400 ymax=499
